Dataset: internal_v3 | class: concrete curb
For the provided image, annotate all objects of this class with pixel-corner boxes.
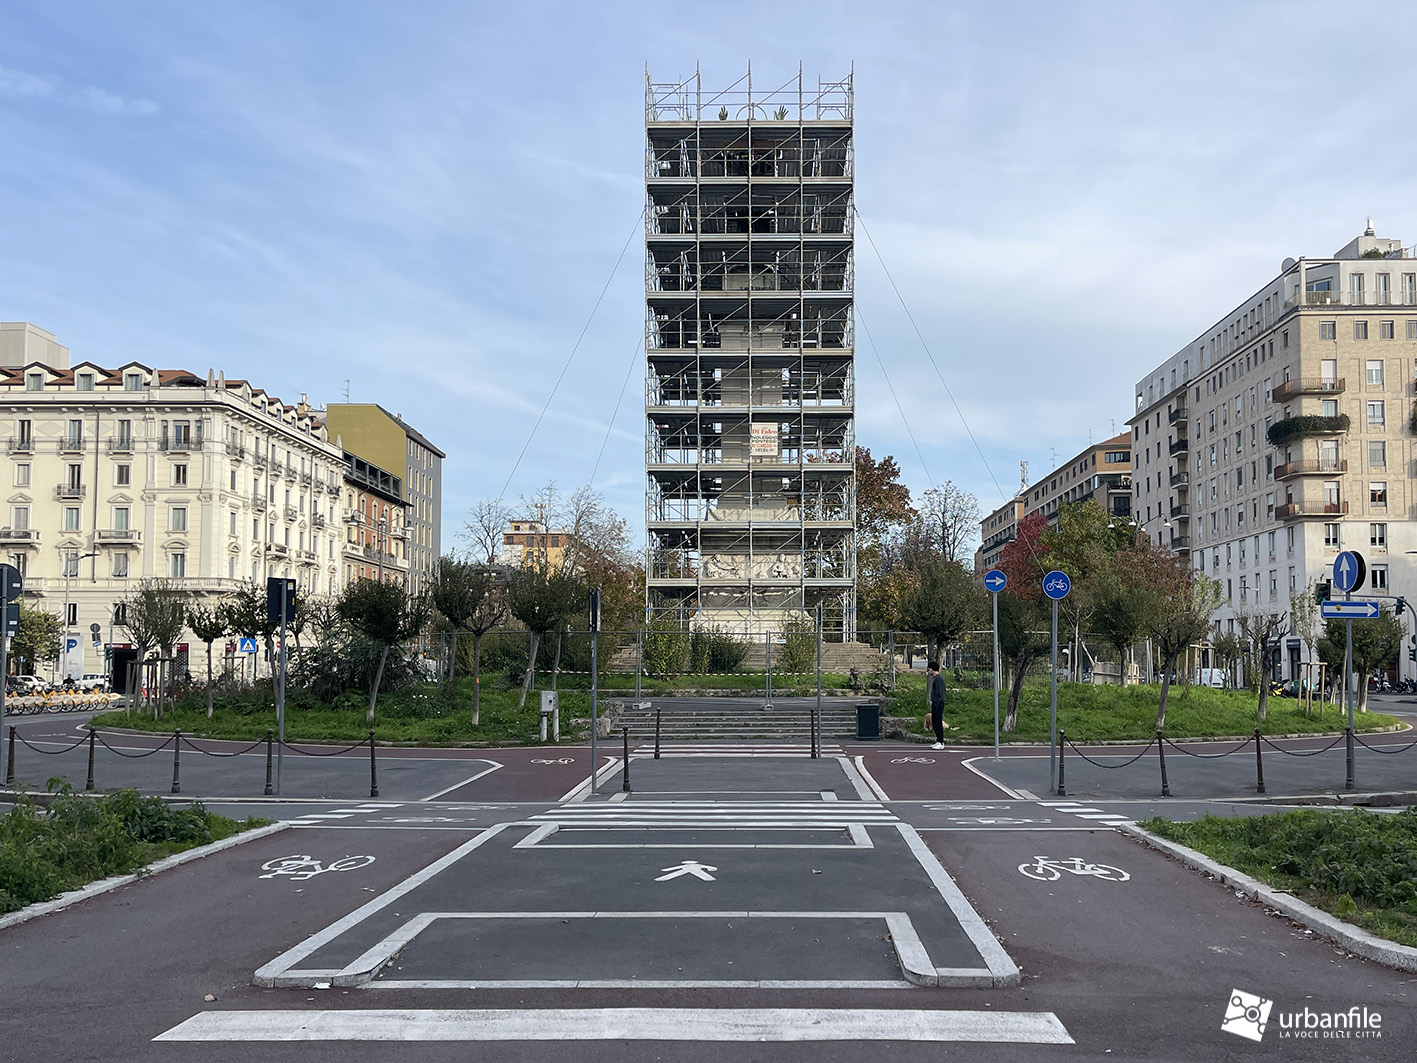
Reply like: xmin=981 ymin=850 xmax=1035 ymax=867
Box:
xmin=0 ymin=821 xmax=290 ymax=932
xmin=1123 ymin=823 xmax=1417 ymax=973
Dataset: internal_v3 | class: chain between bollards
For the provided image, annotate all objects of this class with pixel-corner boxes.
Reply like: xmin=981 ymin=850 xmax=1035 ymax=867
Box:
xmin=1156 ymin=729 xmax=1171 ymax=797
xmin=170 ymin=730 xmax=181 ymax=794
xmin=1254 ymin=728 xmax=1265 ymax=794
xmin=1057 ymin=729 xmax=1066 ymax=796
xmin=85 ymin=728 xmax=96 ymax=791
xmin=622 ymin=726 xmax=632 ymax=793
xmin=369 ymin=731 xmax=379 ymax=798
xmin=654 ymin=709 xmax=660 ymax=759
xmin=264 ymin=729 xmax=274 ymax=795
xmin=5 ymin=726 xmax=13 ymax=785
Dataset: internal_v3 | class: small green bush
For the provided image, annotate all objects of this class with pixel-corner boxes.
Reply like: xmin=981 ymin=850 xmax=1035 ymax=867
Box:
xmin=1266 ymin=413 xmax=1350 ymax=448
xmin=779 ymin=615 xmax=818 ymax=674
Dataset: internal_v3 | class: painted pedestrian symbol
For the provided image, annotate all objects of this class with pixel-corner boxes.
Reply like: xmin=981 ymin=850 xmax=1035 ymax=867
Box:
xmin=655 ymin=860 xmax=718 ymax=882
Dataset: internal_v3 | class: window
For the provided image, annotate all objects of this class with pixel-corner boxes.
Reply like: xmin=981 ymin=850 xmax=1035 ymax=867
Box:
xmin=1324 ymin=523 xmax=1341 ymax=547
xmin=25 ymin=372 xmax=43 ymax=391
xmin=171 ymin=420 xmax=192 ymax=446
xmin=1354 ymin=320 xmax=1369 ymax=340
xmin=173 ymin=463 xmax=188 ymax=486
xmin=1371 ymin=565 xmax=1389 ymax=591
xmin=170 ymin=506 xmax=188 ymax=532
xmin=1322 ymin=399 xmax=1339 ymax=417
xmin=1368 ymin=401 xmax=1385 ymax=426
xmin=113 ymin=552 xmax=129 ymax=578
xmin=113 ymin=506 xmax=129 ymax=531
xmin=13 ymin=463 xmax=29 ymax=487
xmin=1369 ymin=440 xmax=1386 ymax=467
xmin=230 ymin=469 xmax=237 ymax=491
xmin=1370 ymin=482 xmax=1388 ymax=506
xmin=229 ymin=511 xmax=238 ymax=536
xmin=10 ymin=505 xmax=29 ymax=530
xmin=77 ymin=372 xmax=94 ymax=391
xmin=64 ymin=507 xmax=81 ymax=531
xmin=1371 ymin=523 xmax=1387 ymax=548
xmin=1380 ymin=321 xmax=1395 ymax=340
xmin=1377 ymin=273 xmax=1392 ymax=304
xmin=1367 ymin=359 xmax=1385 ymax=385
xmin=1282 ymin=329 xmax=1289 ymax=349
xmin=1410 ymin=321 xmax=1417 ymax=341
xmin=169 ymin=552 xmax=187 ymax=578
xmin=115 ymin=463 xmax=131 ymax=487
xmin=124 ymin=372 xmax=142 ymax=391
xmin=1320 ymin=321 xmax=1336 ymax=340
xmin=1351 ymin=273 xmax=1366 ymax=304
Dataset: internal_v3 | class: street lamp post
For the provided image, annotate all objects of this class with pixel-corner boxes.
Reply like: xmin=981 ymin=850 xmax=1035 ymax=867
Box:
xmin=59 ymin=550 xmax=100 ymax=684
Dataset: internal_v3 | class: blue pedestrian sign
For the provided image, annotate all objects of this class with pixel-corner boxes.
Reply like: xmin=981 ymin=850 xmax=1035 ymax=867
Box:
xmin=1333 ymin=550 xmax=1365 ymax=593
xmin=1321 ymin=599 xmax=1381 ymax=620
xmin=983 ymin=569 xmax=1007 ymax=593
xmin=238 ymin=637 xmax=259 ymax=654
xmin=1042 ymin=570 xmax=1071 ymax=600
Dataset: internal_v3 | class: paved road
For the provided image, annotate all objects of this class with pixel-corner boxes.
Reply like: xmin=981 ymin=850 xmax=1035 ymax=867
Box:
xmin=2 ymin=731 xmax=1413 ymax=1059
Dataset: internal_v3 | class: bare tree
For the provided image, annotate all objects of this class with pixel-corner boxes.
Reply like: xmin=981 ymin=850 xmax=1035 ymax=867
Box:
xmin=465 ymin=497 xmax=515 ymax=565
xmin=186 ymin=602 xmax=230 ymax=718
xmin=121 ymin=579 xmax=190 ymax=717
xmin=915 ymin=482 xmax=981 ymax=564
xmin=429 ymin=554 xmax=508 ymax=725
xmin=1236 ymin=607 xmax=1291 ymax=722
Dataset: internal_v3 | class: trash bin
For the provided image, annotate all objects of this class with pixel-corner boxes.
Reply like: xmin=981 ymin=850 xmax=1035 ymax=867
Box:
xmin=856 ymin=703 xmax=880 ymax=741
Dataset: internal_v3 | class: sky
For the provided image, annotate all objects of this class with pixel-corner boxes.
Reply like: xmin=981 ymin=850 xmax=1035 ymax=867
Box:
xmin=3 ymin=0 xmax=1415 ymax=554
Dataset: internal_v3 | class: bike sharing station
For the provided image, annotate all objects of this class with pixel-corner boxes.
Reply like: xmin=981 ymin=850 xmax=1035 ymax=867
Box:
xmin=251 ymin=752 xmax=1022 ymax=992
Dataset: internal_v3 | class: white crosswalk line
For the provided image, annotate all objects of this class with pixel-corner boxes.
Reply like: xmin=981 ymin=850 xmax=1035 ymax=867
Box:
xmin=530 ymin=800 xmax=898 ymax=829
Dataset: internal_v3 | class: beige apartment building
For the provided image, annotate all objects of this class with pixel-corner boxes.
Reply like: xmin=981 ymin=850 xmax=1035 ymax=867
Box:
xmin=1129 ymin=224 xmax=1417 ymax=680
xmin=2 ymin=325 xmax=347 ymax=679
xmin=976 ymin=434 xmax=1133 ymax=571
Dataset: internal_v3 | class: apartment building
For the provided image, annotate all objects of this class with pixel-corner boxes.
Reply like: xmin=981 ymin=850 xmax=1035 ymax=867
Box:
xmin=325 ymin=404 xmax=443 ymax=596
xmin=341 ymin=453 xmax=409 ymax=585
xmin=1 ymin=326 xmax=347 ymax=678
xmin=975 ymin=434 xmax=1133 ymax=571
xmin=1128 ymin=224 xmax=1417 ymax=680
xmin=499 ymin=519 xmax=570 ymax=570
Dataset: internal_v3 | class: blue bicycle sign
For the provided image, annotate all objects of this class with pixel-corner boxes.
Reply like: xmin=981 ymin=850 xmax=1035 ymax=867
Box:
xmin=1042 ymin=570 xmax=1071 ymax=600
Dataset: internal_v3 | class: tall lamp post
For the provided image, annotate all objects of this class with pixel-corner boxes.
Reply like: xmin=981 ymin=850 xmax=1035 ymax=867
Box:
xmin=58 ymin=549 xmax=100 ymax=683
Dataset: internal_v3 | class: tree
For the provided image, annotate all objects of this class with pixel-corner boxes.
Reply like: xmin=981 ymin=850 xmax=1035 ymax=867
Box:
xmin=1211 ymin=630 xmax=1244 ymax=690
xmin=336 ymin=579 xmax=431 ymax=722
xmin=1144 ymin=562 xmax=1222 ymax=730
xmin=186 ymin=603 xmax=229 ymax=718
xmin=506 ymin=563 xmax=584 ymax=707
xmin=10 ymin=603 xmax=60 ymax=675
xmin=1090 ymin=545 xmax=1162 ymax=682
xmin=996 ymin=592 xmax=1051 ymax=731
xmin=429 ymin=554 xmax=507 ymax=724
xmin=221 ymin=582 xmax=279 ymax=684
xmin=1319 ymin=609 xmax=1403 ymax=713
xmin=1235 ymin=607 xmax=1290 ymax=722
xmin=855 ymin=448 xmax=916 ymax=633
xmin=913 ymin=482 xmax=980 ymax=564
xmin=120 ymin=580 xmax=190 ymax=715
xmin=901 ymin=557 xmax=985 ymax=664
xmin=1038 ymin=500 xmax=1116 ymax=679
xmin=465 ymin=497 xmax=515 ymax=566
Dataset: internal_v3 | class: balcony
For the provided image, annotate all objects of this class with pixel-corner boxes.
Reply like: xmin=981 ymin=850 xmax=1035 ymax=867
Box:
xmin=225 ymin=441 xmax=245 ymax=459
xmin=1271 ymin=377 xmax=1345 ymax=402
xmin=106 ymin=437 xmax=134 ymax=453
xmin=1276 ymin=500 xmax=1349 ymax=520
xmin=312 ymin=513 xmax=327 ymax=529
xmin=0 ymin=528 xmax=38 ymax=545
xmin=1168 ymin=437 xmax=1189 ymax=455
xmin=1169 ymin=471 xmax=1190 ymax=488
xmin=1170 ymin=536 xmax=1191 ymax=551
xmin=251 ymin=452 xmax=268 ymax=469
xmin=54 ymin=484 xmax=86 ymax=500
xmin=1267 ymin=414 xmax=1350 ymax=447
xmin=95 ymin=529 xmax=141 ymax=545
xmin=7 ymin=438 xmax=33 ymax=454
xmin=1170 ymin=504 xmax=1190 ymax=518
xmin=283 ymin=463 xmax=298 ymax=480
xmin=268 ymin=542 xmax=289 ymax=557
xmin=299 ymin=471 xmax=312 ymax=485
xmin=1168 ymin=406 xmax=1189 ymax=425
xmin=159 ymin=437 xmax=202 ymax=452
xmin=1275 ymin=458 xmax=1347 ymax=480
xmin=58 ymin=437 xmax=86 ymax=454
xmin=251 ymin=495 xmax=268 ymax=512
xmin=284 ymin=505 xmax=299 ymax=521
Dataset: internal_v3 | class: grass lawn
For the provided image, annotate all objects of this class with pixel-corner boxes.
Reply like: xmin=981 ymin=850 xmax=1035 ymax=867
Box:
xmin=0 ymin=788 xmax=271 ymax=913
xmin=1142 ymin=809 xmax=1417 ymax=949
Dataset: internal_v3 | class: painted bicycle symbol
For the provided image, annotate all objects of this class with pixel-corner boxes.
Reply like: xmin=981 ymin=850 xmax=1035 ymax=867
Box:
xmin=890 ymin=757 xmax=936 ymax=764
xmin=259 ymin=854 xmax=376 ymax=881
xmin=531 ymin=758 xmax=575 ymax=765
xmin=1018 ymin=856 xmax=1130 ymax=882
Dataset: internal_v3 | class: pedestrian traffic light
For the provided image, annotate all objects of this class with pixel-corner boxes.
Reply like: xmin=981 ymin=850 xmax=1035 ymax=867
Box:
xmin=1315 ymin=579 xmax=1331 ymax=604
xmin=1397 ymin=597 xmax=1408 ymax=616
xmin=1408 ymin=645 xmax=1415 ymax=664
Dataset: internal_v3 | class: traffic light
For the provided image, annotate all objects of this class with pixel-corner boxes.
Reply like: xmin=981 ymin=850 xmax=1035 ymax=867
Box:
xmin=1398 ymin=597 xmax=1408 ymax=616
xmin=1315 ymin=579 xmax=1331 ymax=604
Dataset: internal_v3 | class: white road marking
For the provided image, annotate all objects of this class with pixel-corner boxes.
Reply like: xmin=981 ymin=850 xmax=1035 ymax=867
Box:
xmin=155 ymin=1007 xmax=1074 ymax=1043
xmin=654 ymin=860 xmax=717 ymax=882
xmin=958 ymin=757 xmax=1027 ymax=799
xmin=527 ymin=801 xmax=898 ymax=829
xmin=851 ymin=755 xmax=891 ymax=800
xmin=419 ymin=762 xmax=503 ymax=802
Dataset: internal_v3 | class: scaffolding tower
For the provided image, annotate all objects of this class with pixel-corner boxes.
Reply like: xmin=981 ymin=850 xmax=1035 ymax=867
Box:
xmin=644 ymin=65 xmax=856 ymax=639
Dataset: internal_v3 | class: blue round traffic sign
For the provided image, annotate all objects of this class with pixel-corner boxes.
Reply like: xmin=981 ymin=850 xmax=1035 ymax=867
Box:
xmin=983 ymin=569 xmax=1007 ymax=593
xmin=1042 ymin=570 xmax=1071 ymax=600
xmin=1332 ymin=551 xmax=1364 ymax=593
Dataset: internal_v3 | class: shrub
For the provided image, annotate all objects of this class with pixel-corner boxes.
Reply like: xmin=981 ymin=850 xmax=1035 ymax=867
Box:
xmin=779 ymin=614 xmax=817 ymax=674
xmin=688 ymin=625 xmax=748 ymax=674
xmin=1266 ymin=414 xmax=1350 ymax=448
xmin=642 ymin=616 xmax=688 ymax=679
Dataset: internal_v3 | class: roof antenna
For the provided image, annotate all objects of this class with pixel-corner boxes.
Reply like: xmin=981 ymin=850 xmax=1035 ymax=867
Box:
xmin=341 ymin=379 xmax=350 ymax=403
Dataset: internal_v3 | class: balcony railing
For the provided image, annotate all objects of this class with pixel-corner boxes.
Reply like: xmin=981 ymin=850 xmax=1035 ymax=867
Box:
xmin=159 ymin=438 xmax=202 ymax=452
xmin=1170 ymin=536 xmax=1191 ymax=551
xmin=226 ymin=441 xmax=245 ymax=458
xmin=1168 ymin=437 xmax=1189 ymax=455
xmin=1168 ymin=406 xmax=1189 ymax=425
xmin=268 ymin=542 xmax=289 ymax=557
xmin=7 ymin=438 xmax=33 ymax=453
xmin=1169 ymin=471 xmax=1190 ymax=488
xmin=55 ymin=484 xmax=86 ymax=500
xmin=1170 ymin=504 xmax=1190 ymax=518
xmin=1271 ymin=377 xmax=1345 ymax=402
xmin=284 ymin=505 xmax=299 ymax=521
xmin=106 ymin=438 xmax=134 ymax=453
xmin=251 ymin=495 xmax=268 ymax=512
xmin=1275 ymin=458 xmax=1347 ymax=479
xmin=1276 ymin=500 xmax=1349 ymax=519
xmin=312 ymin=514 xmax=327 ymax=529
xmin=95 ymin=529 xmax=141 ymax=544
xmin=0 ymin=528 xmax=38 ymax=544
xmin=58 ymin=437 xmax=85 ymax=453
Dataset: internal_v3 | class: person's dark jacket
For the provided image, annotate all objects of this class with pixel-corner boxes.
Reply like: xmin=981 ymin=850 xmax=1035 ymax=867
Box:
xmin=928 ymin=672 xmax=946 ymax=713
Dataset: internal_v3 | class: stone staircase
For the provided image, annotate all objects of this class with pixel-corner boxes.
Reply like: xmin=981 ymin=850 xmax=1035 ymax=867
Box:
xmin=611 ymin=698 xmax=867 ymax=740
xmin=606 ymin=641 xmax=890 ymax=676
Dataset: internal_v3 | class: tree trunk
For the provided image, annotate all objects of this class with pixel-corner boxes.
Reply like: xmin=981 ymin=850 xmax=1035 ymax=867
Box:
xmin=446 ymin=632 xmax=458 ymax=689
xmin=518 ymin=631 xmax=541 ymax=708
xmin=1155 ymin=664 xmax=1173 ymax=730
xmin=1256 ymin=644 xmax=1269 ymax=723
xmin=368 ymin=643 xmax=390 ymax=723
xmin=1003 ymin=659 xmax=1029 ymax=732
xmin=551 ymin=630 xmax=563 ymax=691
xmin=1358 ymin=677 xmax=1369 ymax=714
xmin=471 ymin=633 xmax=483 ymax=727
xmin=206 ymin=642 xmax=214 ymax=718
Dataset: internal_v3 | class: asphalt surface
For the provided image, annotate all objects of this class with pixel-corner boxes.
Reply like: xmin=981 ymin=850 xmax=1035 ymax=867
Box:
xmin=1 ymin=705 xmax=1414 ymax=1060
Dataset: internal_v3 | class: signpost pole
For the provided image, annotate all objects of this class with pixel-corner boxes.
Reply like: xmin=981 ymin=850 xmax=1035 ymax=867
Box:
xmin=1050 ymin=597 xmax=1059 ymax=794
xmin=992 ymin=589 xmax=1000 ymax=761
xmin=589 ymin=588 xmax=601 ymax=797
xmin=0 ymin=566 xmax=25 ymax=768
xmin=276 ymin=596 xmax=287 ymax=796
xmin=1345 ymin=615 xmax=1355 ymax=791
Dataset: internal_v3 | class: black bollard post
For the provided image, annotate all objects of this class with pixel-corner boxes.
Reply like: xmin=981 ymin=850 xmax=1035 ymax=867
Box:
xmin=1345 ymin=725 xmax=1355 ymax=792
xmin=1254 ymin=728 xmax=1265 ymax=795
xmin=86 ymin=728 xmax=96 ymax=792
xmin=264 ymin=729 xmax=274 ymax=796
xmin=810 ymin=705 xmax=818 ymax=759
xmin=369 ymin=731 xmax=379 ymax=798
xmin=1157 ymin=730 xmax=1171 ymax=798
xmin=654 ymin=708 xmax=661 ymax=760
xmin=622 ymin=726 xmax=632 ymax=793
xmin=171 ymin=730 xmax=181 ymax=795
xmin=5 ymin=726 xmax=14 ymax=785
xmin=1057 ymin=729 xmax=1066 ymax=796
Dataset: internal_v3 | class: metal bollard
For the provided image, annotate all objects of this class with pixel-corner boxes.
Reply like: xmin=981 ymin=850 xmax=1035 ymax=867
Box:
xmin=86 ymin=729 xmax=96 ymax=792
xmin=264 ymin=729 xmax=274 ymax=795
xmin=1157 ymin=730 xmax=1171 ymax=798
xmin=1057 ymin=729 xmax=1066 ymax=796
xmin=810 ymin=706 xmax=818 ymax=759
xmin=654 ymin=708 xmax=661 ymax=760
xmin=1253 ymin=728 xmax=1265 ymax=795
xmin=171 ymin=730 xmax=181 ymax=795
xmin=5 ymin=726 xmax=13 ymax=785
xmin=369 ymin=731 xmax=379 ymax=798
xmin=622 ymin=726 xmax=632 ymax=793
xmin=1345 ymin=725 xmax=1355 ymax=792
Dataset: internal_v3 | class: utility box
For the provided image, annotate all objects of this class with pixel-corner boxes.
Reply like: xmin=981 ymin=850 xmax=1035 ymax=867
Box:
xmin=539 ymin=690 xmax=560 ymax=742
xmin=856 ymin=703 xmax=880 ymax=741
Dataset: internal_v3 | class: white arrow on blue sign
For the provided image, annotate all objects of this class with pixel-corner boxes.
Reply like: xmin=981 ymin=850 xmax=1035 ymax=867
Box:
xmin=1042 ymin=570 xmax=1071 ymax=600
xmin=1320 ymin=599 xmax=1381 ymax=620
xmin=1333 ymin=550 xmax=1364 ymax=593
xmin=983 ymin=569 xmax=1007 ymax=593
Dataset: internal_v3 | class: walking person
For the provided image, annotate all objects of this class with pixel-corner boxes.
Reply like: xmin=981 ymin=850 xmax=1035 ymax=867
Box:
xmin=926 ymin=660 xmax=948 ymax=749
